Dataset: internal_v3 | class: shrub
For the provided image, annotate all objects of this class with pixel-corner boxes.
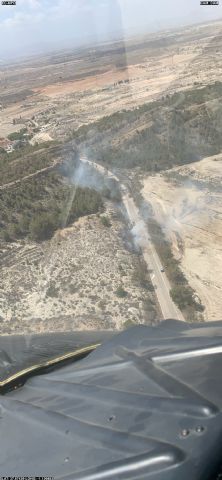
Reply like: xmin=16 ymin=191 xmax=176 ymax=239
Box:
xmin=29 ymin=213 xmax=57 ymax=241
xmin=8 ymin=128 xmax=27 ymax=141
xmin=46 ymin=282 xmax=59 ymax=298
xmin=69 ymin=284 xmax=79 ymax=294
xmin=123 ymin=319 xmax=136 ymax=329
xmin=98 ymin=299 xmax=106 ymax=310
xmin=8 ymin=224 xmax=21 ymax=240
xmin=132 ymin=257 xmax=154 ymax=291
xmin=115 ymin=285 xmax=128 ymax=298
xmin=170 ymin=285 xmax=204 ymax=312
xmin=1 ymin=230 xmax=11 ymax=242
xmin=18 ymin=215 xmax=30 ymax=235
xmin=100 ymin=215 xmax=111 ymax=227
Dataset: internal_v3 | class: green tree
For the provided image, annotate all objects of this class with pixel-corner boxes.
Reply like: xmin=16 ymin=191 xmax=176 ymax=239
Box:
xmin=115 ymin=285 xmax=128 ymax=298
xmin=2 ymin=230 xmax=11 ymax=242
xmin=30 ymin=213 xmax=57 ymax=241
xmin=100 ymin=215 xmax=111 ymax=227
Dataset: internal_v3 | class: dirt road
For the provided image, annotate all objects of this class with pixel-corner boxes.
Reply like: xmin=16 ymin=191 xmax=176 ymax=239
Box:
xmin=80 ymin=155 xmax=184 ymax=321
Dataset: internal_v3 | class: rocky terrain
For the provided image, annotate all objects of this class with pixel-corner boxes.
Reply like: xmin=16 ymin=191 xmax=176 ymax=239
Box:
xmin=0 ymin=206 xmax=158 ymax=334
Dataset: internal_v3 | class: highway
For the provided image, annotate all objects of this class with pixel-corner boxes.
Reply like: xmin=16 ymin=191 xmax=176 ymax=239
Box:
xmin=80 ymin=155 xmax=184 ymax=321
xmin=123 ymin=193 xmax=184 ymax=321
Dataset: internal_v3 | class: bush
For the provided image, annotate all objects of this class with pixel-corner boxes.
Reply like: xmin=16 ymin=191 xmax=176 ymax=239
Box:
xmin=100 ymin=215 xmax=111 ymax=227
xmin=8 ymin=224 xmax=21 ymax=240
xmin=1 ymin=230 xmax=11 ymax=242
xmin=98 ymin=299 xmax=106 ymax=310
xmin=8 ymin=128 xmax=27 ymax=141
xmin=123 ymin=319 xmax=136 ymax=329
xmin=115 ymin=285 xmax=128 ymax=298
xmin=170 ymin=285 xmax=204 ymax=312
xmin=19 ymin=215 xmax=30 ymax=235
xmin=46 ymin=282 xmax=59 ymax=298
xmin=29 ymin=213 xmax=57 ymax=241
xmin=132 ymin=257 xmax=154 ymax=291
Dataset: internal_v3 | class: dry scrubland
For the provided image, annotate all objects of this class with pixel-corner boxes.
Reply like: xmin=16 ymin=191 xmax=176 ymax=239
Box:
xmin=0 ymin=210 xmax=158 ymax=334
xmin=1 ymin=21 xmax=222 ymax=139
xmin=142 ymin=153 xmax=222 ymax=321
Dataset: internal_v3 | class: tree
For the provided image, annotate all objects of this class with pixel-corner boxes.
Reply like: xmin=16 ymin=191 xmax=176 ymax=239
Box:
xmin=19 ymin=215 xmax=30 ymax=235
xmin=29 ymin=213 xmax=57 ymax=241
xmin=100 ymin=215 xmax=111 ymax=227
xmin=170 ymin=285 xmax=203 ymax=311
xmin=2 ymin=230 xmax=11 ymax=242
xmin=8 ymin=224 xmax=21 ymax=240
xmin=115 ymin=285 xmax=127 ymax=298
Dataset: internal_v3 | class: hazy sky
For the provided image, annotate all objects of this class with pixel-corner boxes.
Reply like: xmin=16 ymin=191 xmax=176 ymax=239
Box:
xmin=0 ymin=0 xmax=222 ymax=58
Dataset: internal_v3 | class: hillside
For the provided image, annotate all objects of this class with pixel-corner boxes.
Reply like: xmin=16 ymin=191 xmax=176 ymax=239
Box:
xmin=142 ymin=153 xmax=222 ymax=321
xmin=0 ymin=142 xmax=159 ymax=333
xmin=73 ymin=81 xmax=222 ymax=172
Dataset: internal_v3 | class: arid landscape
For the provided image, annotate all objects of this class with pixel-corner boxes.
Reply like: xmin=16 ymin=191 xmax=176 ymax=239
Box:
xmin=1 ymin=19 xmax=222 ymax=333
xmin=1 ymin=21 xmax=222 ymax=140
xmin=142 ymin=153 xmax=222 ymax=321
xmin=0 ymin=209 xmax=158 ymax=334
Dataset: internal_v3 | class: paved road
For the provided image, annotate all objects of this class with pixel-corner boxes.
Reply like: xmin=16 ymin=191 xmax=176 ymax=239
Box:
xmin=80 ymin=155 xmax=184 ymax=321
xmin=123 ymin=193 xmax=184 ymax=321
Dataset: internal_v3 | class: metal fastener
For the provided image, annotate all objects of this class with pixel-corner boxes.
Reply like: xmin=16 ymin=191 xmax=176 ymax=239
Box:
xmin=180 ymin=429 xmax=190 ymax=437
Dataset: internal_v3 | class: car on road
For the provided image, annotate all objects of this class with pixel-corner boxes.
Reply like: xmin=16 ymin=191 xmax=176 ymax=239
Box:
xmin=160 ymin=267 xmax=165 ymax=273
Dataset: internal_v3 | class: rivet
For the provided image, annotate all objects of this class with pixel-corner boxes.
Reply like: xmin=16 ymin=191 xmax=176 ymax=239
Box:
xmin=196 ymin=426 xmax=205 ymax=434
xmin=108 ymin=415 xmax=115 ymax=422
xmin=181 ymin=429 xmax=190 ymax=437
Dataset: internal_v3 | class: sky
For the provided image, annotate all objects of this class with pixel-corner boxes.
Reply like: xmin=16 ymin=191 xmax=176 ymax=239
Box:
xmin=0 ymin=0 xmax=222 ymax=58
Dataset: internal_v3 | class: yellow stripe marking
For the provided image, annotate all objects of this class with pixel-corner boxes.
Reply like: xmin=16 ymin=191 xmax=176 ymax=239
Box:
xmin=0 ymin=343 xmax=100 ymax=388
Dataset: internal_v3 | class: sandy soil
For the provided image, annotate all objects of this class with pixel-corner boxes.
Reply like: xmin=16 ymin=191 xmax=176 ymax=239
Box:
xmin=142 ymin=154 xmax=222 ymax=321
